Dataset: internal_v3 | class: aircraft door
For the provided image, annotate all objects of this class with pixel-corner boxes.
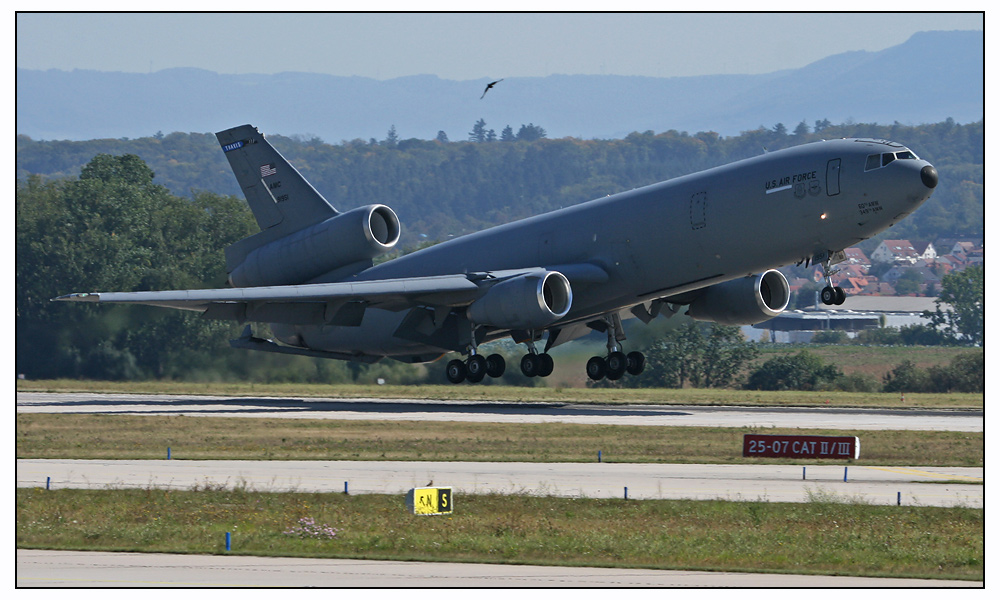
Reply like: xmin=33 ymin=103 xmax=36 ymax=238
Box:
xmin=689 ymin=192 xmax=706 ymax=230
xmin=826 ymin=159 xmax=841 ymax=196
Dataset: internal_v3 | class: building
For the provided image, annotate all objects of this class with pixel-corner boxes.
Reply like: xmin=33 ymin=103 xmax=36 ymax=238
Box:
xmin=842 ymin=247 xmax=871 ymax=267
xmin=870 ymin=239 xmax=919 ymax=264
xmin=751 ymin=296 xmax=948 ymax=343
xmin=911 ymin=240 xmax=937 ymax=261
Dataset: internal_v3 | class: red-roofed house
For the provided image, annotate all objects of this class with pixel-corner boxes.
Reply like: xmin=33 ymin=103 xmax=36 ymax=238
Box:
xmin=842 ymin=247 xmax=870 ymax=267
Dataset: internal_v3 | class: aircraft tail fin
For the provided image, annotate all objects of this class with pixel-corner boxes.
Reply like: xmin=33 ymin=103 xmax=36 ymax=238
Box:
xmin=216 ymin=124 xmax=340 ymax=270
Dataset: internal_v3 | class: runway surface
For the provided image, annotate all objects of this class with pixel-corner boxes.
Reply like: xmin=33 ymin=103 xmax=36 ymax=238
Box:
xmin=17 ymin=459 xmax=983 ymax=507
xmin=17 ymin=550 xmax=981 ymax=587
xmin=16 ymin=392 xmax=984 ymax=431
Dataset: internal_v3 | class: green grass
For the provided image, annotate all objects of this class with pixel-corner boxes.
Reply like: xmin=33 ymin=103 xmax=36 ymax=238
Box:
xmin=756 ymin=344 xmax=976 ymax=380
xmin=16 ymin=414 xmax=984 ymax=466
xmin=16 ymin=487 xmax=983 ymax=580
xmin=16 ymin=379 xmax=983 ymax=409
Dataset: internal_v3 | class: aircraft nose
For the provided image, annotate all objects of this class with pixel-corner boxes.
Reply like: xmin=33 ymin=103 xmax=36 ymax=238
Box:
xmin=921 ymin=165 xmax=939 ymax=189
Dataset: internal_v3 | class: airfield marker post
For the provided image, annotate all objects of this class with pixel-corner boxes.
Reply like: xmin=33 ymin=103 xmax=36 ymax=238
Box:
xmin=344 ymin=481 xmax=349 ymax=495
xmin=225 ymin=532 xmax=231 ymax=551
xmin=46 ymin=477 xmax=50 ymax=490
xmin=844 ymin=467 xmax=848 ymax=482
xmin=624 ymin=486 xmax=628 ymax=500
xmin=167 ymin=447 xmax=171 ymax=460
xmin=598 ymin=451 xmax=602 ymax=463
xmin=898 ymin=492 xmax=902 ymax=506
xmin=803 ymin=467 xmax=806 ymax=480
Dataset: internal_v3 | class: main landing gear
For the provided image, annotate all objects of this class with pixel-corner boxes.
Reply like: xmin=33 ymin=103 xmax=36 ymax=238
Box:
xmin=444 ymin=313 xmax=647 ymax=384
xmin=445 ymin=353 xmax=506 ymax=384
xmin=513 ymin=333 xmax=554 ymax=379
xmin=586 ymin=313 xmax=645 ymax=382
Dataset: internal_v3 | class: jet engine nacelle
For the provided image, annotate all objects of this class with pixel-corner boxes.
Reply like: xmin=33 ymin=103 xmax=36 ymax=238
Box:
xmin=686 ymin=269 xmax=790 ymax=326
xmin=468 ymin=271 xmax=573 ymax=330
xmin=229 ymin=204 xmax=400 ymax=287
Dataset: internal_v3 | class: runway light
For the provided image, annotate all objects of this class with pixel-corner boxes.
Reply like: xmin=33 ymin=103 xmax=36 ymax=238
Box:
xmin=820 ymin=212 xmax=828 ymax=220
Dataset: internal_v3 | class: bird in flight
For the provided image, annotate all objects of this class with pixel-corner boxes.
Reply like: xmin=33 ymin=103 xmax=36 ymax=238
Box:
xmin=480 ymin=79 xmax=504 ymax=99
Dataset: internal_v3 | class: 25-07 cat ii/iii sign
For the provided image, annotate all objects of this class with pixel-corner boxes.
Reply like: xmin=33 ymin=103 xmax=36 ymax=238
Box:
xmin=743 ymin=435 xmax=859 ymax=459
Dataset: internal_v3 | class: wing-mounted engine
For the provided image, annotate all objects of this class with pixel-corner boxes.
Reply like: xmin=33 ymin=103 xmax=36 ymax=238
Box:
xmin=468 ymin=271 xmax=572 ymax=330
xmin=228 ymin=204 xmax=400 ymax=287
xmin=685 ymin=269 xmax=789 ymax=326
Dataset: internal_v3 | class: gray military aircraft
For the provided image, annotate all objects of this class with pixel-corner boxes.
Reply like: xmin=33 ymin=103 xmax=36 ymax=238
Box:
xmin=57 ymin=125 xmax=938 ymax=383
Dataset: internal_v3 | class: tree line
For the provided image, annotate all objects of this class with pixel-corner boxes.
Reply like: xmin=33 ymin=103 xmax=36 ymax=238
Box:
xmin=17 ymin=118 xmax=983 ymax=245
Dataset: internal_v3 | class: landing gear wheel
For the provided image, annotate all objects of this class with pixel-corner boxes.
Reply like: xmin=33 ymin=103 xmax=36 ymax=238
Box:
xmin=446 ymin=359 xmax=467 ymax=384
xmin=626 ymin=351 xmax=646 ymax=376
xmin=606 ymin=351 xmax=628 ymax=381
xmin=536 ymin=353 xmax=554 ymax=377
xmin=586 ymin=356 xmax=607 ymax=381
xmin=834 ymin=286 xmax=846 ymax=305
xmin=485 ymin=354 xmax=506 ymax=378
xmin=466 ymin=355 xmax=487 ymax=383
xmin=821 ymin=286 xmax=837 ymax=306
xmin=520 ymin=354 xmax=540 ymax=378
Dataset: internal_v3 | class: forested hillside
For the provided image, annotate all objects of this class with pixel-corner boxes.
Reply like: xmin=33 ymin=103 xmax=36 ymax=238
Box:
xmin=16 ymin=118 xmax=984 ymax=246
xmin=16 ymin=119 xmax=983 ymax=382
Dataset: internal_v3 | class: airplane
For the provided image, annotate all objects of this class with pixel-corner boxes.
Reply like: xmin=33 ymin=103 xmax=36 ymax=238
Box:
xmin=56 ymin=125 xmax=938 ymax=384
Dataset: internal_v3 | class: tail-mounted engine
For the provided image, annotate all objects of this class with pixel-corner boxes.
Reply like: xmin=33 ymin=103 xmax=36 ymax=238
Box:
xmin=686 ymin=269 xmax=789 ymax=326
xmin=229 ymin=204 xmax=400 ymax=287
xmin=468 ymin=271 xmax=573 ymax=330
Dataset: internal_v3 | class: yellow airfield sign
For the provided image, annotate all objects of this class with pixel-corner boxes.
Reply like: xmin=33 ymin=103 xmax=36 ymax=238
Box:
xmin=406 ymin=487 xmax=453 ymax=515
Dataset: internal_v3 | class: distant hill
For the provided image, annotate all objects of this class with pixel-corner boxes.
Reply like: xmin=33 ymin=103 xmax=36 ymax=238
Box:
xmin=16 ymin=30 xmax=982 ymax=142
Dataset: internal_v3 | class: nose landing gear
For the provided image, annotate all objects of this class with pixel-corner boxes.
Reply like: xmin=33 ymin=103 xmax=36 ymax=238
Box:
xmin=821 ymin=284 xmax=846 ymax=306
xmin=818 ymin=252 xmax=847 ymax=306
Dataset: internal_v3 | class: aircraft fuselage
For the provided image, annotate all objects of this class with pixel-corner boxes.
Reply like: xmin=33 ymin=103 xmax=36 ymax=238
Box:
xmin=278 ymin=138 xmax=936 ymax=359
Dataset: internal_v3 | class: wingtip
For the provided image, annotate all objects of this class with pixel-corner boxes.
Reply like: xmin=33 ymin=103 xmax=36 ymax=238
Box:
xmin=51 ymin=293 xmax=98 ymax=302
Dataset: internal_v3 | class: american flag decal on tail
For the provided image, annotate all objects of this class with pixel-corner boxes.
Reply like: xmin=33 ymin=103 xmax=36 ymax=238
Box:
xmin=260 ymin=164 xmax=277 ymax=177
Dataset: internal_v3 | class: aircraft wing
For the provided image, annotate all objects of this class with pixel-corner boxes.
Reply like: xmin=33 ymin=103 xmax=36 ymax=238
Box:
xmin=54 ymin=274 xmax=481 ymax=324
xmin=53 ymin=264 xmax=608 ymax=327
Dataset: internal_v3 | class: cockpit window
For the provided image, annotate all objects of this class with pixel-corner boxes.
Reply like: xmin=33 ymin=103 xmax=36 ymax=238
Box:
xmin=865 ymin=150 xmax=919 ymax=171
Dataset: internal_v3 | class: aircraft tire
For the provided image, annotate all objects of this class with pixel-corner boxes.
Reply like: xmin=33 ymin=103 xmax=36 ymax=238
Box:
xmin=485 ymin=354 xmax=506 ymax=378
xmin=446 ymin=359 xmax=467 ymax=384
xmin=821 ymin=286 xmax=836 ymax=305
xmin=586 ymin=356 xmax=607 ymax=381
xmin=520 ymin=354 xmax=540 ymax=378
xmin=626 ymin=351 xmax=646 ymax=376
xmin=834 ymin=286 xmax=847 ymax=305
xmin=536 ymin=353 xmax=554 ymax=377
xmin=606 ymin=351 xmax=628 ymax=381
xmin=466 ymin=355 xmax=487 ymax=383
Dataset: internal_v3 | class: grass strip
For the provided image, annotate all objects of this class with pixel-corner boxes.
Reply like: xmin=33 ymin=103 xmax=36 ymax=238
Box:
xmin=16 ymin=487 xmax=983 ymax=581
xmin=17 ymin=414 xmax=984 ymax=466
xmin=16 ymin=379 xmax=983 ymax=409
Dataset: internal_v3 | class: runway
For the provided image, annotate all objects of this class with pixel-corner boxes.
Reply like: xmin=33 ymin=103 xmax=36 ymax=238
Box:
xmin=16 ymin=392 xmax=984 ymax=431
xmin=17 ymin=391 xmax=984 ymax=586
xmin=17 ymin=550 xmax=982 ymax=587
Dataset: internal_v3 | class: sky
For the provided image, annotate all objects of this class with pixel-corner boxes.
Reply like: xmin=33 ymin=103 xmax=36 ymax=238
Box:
xmin=15 ymin=11 xmax=984 ymax=81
